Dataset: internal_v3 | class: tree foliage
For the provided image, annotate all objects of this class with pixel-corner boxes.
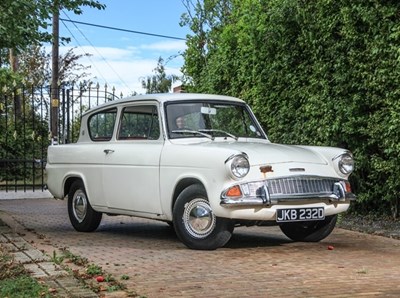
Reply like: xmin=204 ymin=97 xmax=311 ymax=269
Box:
xmin=0 ymin=84 xmax=49 ymax=183
xmin=0 ymin=0 xmax=103 ymax=180
xmin=181 ymin=0 xmax=400 ymax=218
xmin=141 ymin=57 xmax=179 ymax=93
xmin=0 ymin=0 xmax=105 ymax=54
xmin=18 ymin=45 xmax=93 ymax=87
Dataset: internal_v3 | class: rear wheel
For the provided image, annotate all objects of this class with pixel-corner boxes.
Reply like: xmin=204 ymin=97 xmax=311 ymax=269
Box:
xmin=279 ymin=215 xmax=337 ymax=242
xmin=68 ymin=180 xmax=102 ymax=232
xmin=173 ymin=184 xmax=234 ymax=250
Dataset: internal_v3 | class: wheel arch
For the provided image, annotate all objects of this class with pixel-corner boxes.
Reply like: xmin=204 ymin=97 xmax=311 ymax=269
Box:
xmin=63 ymin=175 xmax=84 ymax=198
xmin=171 ymin=178 xmax=206 ymax=210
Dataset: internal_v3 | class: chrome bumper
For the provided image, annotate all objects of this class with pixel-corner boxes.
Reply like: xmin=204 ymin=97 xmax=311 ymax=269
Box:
xmin=220 ymin=177 xmax=356 ymax=207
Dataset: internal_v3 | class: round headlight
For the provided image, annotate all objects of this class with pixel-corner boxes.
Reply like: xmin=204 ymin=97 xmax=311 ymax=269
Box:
xmin=338 ymin=153 xmax=354 ymax=175
xmin=230 ymin=155 xmax=250 ymax=178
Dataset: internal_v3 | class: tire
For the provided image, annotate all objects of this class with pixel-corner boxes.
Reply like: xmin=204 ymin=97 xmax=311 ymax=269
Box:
xmin=68 ymin=180 xmax=102 ymax=232
xmin=279 ymin=215 xmax=337 ymax=242
xmin=173 ymin=184 xmax=234 ymax=250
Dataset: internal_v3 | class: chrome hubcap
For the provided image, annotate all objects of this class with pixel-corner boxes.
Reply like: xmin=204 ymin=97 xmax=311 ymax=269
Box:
xmin=72 ymin=190 xmax=87 ymax=223
xmin=183 ymin=198 xmax=216 ymax=239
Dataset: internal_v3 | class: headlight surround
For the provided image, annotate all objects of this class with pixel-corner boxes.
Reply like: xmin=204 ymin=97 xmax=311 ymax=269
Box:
xmin=227 ymin=154 xmax=250 ymax=179
xmin=338 ymin=152 xmax=354 ymax=175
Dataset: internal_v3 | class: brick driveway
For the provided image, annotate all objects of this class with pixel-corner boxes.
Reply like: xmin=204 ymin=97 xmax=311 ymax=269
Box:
xmin=1 ymin=197 xmax=399 ymax=297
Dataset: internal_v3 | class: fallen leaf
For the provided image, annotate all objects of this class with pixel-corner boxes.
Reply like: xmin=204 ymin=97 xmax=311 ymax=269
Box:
xmin=48 ymin=288 xmax=58 ymax=293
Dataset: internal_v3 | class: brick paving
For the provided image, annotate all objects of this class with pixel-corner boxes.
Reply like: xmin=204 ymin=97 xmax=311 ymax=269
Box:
xmin=0 ymin=219 xmax=98 ymax=297
xmin=0 ymin=196 xmax=400 ymax=297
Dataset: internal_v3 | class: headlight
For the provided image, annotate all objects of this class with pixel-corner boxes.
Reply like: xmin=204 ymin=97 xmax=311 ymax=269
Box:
xmin=226 ymin=154 xmax=250 ymax=179
xmin=338 ymin=152 xmax=354 ymax=175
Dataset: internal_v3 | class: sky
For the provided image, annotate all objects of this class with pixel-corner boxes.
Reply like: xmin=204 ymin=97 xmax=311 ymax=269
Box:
xmin=58 ymin=0 xmax=190 ymax=97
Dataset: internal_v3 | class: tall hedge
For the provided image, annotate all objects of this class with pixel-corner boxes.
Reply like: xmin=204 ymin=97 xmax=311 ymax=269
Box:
xmin=182 ymin=0 xmax=400 ymax=217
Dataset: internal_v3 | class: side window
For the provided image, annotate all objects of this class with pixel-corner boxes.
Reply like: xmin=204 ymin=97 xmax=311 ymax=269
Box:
xmin=118 ymin=105 xmax=160 ymax=140
xmin=88 ymin=108 xmax=117 ymax=141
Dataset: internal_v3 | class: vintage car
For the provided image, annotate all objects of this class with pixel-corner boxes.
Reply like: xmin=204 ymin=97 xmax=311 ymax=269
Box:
xmin=46 ymin=93 xmax=356 ymax=250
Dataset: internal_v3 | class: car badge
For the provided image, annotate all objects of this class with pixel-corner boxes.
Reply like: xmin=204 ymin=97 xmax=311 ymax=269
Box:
xmin=260 ymin=165 xmax=274 ymax=178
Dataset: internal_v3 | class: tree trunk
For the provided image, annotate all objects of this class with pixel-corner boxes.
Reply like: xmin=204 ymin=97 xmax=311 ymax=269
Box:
xmin=392 ymin=197 xmax=399 ymax=220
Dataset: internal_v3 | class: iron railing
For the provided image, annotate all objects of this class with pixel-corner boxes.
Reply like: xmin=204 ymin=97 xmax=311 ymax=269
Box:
xmin=0 ymin=83 xmax=120 ymax=192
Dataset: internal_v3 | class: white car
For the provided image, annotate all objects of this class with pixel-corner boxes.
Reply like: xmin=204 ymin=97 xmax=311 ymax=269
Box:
xmin=46 ymin=93 xmax=356 ymax=250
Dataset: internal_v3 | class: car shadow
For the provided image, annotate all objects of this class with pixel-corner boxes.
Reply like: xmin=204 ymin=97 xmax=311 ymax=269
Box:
xmin=96 ymin=218 xmax=291 ymax=249
xmin=226 ymin=231 xmax=292 ymax=249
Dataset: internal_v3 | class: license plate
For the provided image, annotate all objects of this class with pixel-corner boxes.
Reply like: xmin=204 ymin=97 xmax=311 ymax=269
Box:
xmin=276 ymin=207 xmax=325 ymax=223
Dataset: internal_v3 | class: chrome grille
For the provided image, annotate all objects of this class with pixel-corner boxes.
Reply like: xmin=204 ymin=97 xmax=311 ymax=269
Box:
xmin=266 ymin=177 xmax=337 ymax=196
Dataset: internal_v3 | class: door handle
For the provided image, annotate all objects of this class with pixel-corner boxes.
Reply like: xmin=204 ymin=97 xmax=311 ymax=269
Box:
xmin=103 ymin=149 xmax=115 ymax=155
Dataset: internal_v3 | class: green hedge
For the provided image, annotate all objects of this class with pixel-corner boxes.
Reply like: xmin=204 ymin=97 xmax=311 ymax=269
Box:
xmin=182 ymin=0 xmax=400 ymax=218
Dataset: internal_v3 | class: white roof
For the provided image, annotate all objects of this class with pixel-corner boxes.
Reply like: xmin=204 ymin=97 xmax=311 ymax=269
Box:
xmin=82 ymin=93 xmax=245 ymax=116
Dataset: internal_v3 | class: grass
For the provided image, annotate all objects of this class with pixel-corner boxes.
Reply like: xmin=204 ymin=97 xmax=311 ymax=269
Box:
xmin=0 ymin=247 xmax=51 ymax=297
xmin=356 ymin=268 xmax=368 ymax=274
xmin=0 ymin=276 xmax=50 ymax=297
xmin=57 ymin=248 xmax=128 ymax=294
xmin=0 ymin=246 xmax=127 ymax=297
xmin=86 ymin=263 xmax=103 ymax=276
xmin=59 ymin=248 xmax=88 ymax=266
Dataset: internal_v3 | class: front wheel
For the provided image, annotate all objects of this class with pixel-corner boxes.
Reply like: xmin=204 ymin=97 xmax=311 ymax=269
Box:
xmin=279 ymin=215 xmax=337 ymax=242
xmin=173 ymin=184 xmax=234 ymax=250
xmin=68 ymin=180 xmax=102 ymax=232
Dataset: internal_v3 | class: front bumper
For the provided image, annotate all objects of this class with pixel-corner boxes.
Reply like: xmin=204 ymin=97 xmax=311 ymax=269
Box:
xmin=220 ymin=176 xmax=356 ymax=207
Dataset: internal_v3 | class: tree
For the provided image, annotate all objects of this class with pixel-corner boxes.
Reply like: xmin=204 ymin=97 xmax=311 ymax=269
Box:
xmin=0 ymin=0 xmax=105 ymax=55
xmin=180 ymin=0 xmax=232 ymax=91
xmin=18 ymin=45 xmax=93 ymax=88
xmin=141 ymin=57 xmax=179 ymax=94
xmin=0 ymin=0 xmax=105 ymax=120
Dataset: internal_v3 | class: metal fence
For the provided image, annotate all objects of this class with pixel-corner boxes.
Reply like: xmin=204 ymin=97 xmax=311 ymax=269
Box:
xmin=0 ymin=83 xmax=120 ymax=192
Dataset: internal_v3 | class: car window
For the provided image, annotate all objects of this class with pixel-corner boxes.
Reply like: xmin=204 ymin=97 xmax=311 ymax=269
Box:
xmin=88 ymin=108 xmax=117 ymax=141
xmin=166 ymin=101 xmax=264 ymax=139
xmin=209 ymin=105 xmax=257 ymax=136
xmin=118 ymin=105 xmax=160 ymax=140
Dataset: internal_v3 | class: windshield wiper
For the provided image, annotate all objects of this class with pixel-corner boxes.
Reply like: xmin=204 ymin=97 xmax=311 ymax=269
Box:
xmin=171 ymin=130 xmax=214 ymax=140
xmin=198 ymin=129 xmax=238 ymax=140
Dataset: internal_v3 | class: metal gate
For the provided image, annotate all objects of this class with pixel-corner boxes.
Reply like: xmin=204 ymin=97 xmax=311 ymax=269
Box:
xmin=0 ymin=83 xmax=119 ymax=192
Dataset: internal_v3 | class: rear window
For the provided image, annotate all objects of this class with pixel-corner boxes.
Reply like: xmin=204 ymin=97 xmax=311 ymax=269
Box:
xmin=88 ymin=108 xmax=117 ymax=141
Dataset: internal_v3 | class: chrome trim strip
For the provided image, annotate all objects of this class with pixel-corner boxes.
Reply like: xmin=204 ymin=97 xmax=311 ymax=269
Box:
xmin=332 ymin=150 xmax=351 ymax=161
xmin=224 ymin=152 xmax=248 ymax=164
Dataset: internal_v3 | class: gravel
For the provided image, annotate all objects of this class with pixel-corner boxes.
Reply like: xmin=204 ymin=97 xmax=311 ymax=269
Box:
xmin=338 ymin=213 xmax=400 ymax=240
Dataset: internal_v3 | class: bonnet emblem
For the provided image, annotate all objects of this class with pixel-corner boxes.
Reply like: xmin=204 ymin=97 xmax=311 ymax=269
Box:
xmin=260 ymin=165 xmax=273 ymax=174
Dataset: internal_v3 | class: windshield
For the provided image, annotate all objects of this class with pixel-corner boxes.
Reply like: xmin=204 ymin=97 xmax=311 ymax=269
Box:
xmin=165 ymin=101 xmax=266 ymax=140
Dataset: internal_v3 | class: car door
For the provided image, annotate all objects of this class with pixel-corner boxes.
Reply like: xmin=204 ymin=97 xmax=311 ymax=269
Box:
xmin=101 ymin=103 xmax=164 ymax=215
xmin=84 ymin=107 xmax=119 ymax=208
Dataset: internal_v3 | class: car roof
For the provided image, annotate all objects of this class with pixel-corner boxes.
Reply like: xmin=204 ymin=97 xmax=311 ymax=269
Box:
xmin=82 ymin=93 xmax=245 ymax=116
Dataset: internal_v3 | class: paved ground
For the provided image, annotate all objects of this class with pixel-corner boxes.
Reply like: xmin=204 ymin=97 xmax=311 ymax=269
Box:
xmin=1 ymin=194 xmax=400 ymax=297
